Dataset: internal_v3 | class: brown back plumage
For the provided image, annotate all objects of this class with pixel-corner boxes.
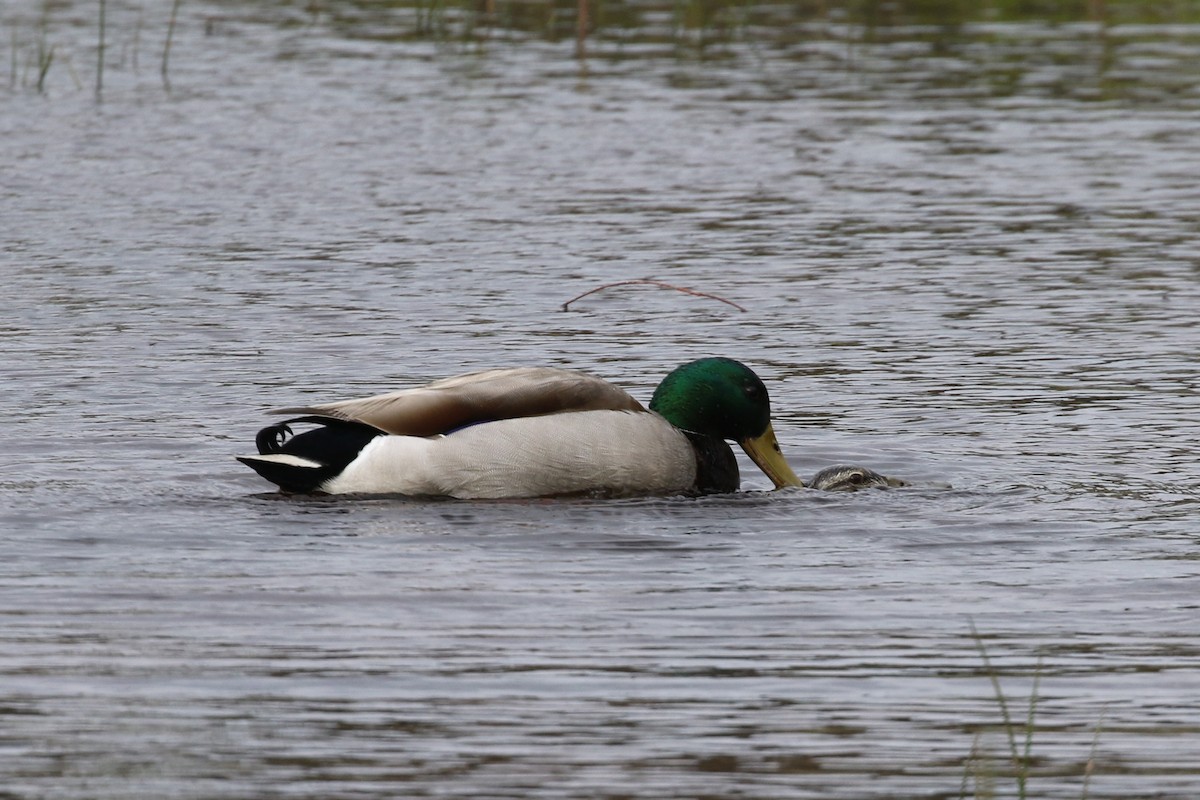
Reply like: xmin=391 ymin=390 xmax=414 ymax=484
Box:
xmin=271 ymin=367 xmax=647 ymax=436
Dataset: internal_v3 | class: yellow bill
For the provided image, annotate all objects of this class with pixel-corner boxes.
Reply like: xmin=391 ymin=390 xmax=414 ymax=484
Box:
xmin=739 ymin=423 xmax=804 ymax=489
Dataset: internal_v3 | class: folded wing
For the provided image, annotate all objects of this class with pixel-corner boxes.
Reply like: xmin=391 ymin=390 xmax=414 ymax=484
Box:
xmin=271 ymin=367 xmax=646 ymax=436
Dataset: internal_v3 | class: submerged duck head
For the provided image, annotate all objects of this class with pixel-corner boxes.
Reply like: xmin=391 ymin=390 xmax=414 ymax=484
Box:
xmin=809 ymin=464 xmax=906 ymax=491
xmin=649 ymin=358 xmax=803 ymax=489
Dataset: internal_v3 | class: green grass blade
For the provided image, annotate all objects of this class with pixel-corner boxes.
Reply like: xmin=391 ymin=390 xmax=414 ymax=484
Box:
xmin=1082 ymin=706 xmax=1106 ymax=800
xmin=968 ymin=620 xmax=1020 ymax=774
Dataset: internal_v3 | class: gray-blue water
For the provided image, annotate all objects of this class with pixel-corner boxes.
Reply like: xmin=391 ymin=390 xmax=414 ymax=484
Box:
xmin=3 ymin=3 xmax=1200 ymax=797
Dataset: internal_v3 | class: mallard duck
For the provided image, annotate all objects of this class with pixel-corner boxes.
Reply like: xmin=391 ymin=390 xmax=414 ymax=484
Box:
xmin=808 ymin=464 xmax=905 ymax=491
xmin=237 ymin=358 xmax=803 ymax=498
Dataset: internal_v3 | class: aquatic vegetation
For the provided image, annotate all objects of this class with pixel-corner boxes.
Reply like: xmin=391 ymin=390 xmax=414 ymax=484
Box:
xmin=967 ymin=621 xmax=1039 ymax=798
xmin=964 ymin=622 xmax=1106 ymax=800
xmin=5 ymin=0 xmax=1199 ymax=95
xmin=96 ymin=0 xmax=104 ymax=95
xmin=162 ymin=0 xmax=182 ymax=90
xmin=34 ymin=39 xmax=53 ymax=93
xmin=311 ymin=0 xmax=1200 ymax=46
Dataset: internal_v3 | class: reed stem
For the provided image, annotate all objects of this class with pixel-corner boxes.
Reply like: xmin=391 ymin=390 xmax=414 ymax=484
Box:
xmin=96 ymin=0 xmax=105 ymax=97
xmin=36 ymin=44 xmax=55 ymax=93
xmin=969 ymin=620 xmax=1030 ymax=797
xmin=575 ymin=0 xmax=589 ymax=58
xmin=163 ymin=0 xmax=182 ymax=90
xmin=1081 ymin=708 xmax=1106 ymax=800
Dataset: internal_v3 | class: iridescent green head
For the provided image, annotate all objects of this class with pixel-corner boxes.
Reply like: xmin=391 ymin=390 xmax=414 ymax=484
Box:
xmin=650 ymin=358 xmax=803 ymax=489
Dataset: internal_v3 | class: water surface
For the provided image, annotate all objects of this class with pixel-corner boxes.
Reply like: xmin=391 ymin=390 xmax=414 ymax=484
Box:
xmin=3 ymin=3 xmax=1200 ymax=798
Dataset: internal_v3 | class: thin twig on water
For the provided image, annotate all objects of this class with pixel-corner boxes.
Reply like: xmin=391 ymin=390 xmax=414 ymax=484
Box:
xmin=561 ymin=279 xmax=747 ymax=312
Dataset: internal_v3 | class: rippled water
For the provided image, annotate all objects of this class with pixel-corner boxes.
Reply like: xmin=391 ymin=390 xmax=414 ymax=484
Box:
xmin=4 ymin=3 xmax=1200 ymax=798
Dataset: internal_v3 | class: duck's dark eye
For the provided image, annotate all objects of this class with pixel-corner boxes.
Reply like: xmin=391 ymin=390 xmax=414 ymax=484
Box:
xmin=742 ymin=381 xmax=763 ymax=400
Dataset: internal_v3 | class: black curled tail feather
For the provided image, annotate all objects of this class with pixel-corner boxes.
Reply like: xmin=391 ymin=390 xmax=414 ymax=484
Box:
xmin=256 ymin=422 xmax=293 ymax=454
xmin=240 ymin=416 xmax=386 ymax=494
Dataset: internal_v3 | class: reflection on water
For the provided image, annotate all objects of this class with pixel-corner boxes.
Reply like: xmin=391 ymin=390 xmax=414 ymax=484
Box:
xmin=3 ymin=1 xmax=1200 ymax=798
